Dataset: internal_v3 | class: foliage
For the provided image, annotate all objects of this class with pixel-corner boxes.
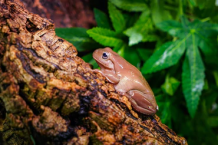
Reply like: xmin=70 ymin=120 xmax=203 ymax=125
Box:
xmin=56 ymin=0 xmax=218 ymax=144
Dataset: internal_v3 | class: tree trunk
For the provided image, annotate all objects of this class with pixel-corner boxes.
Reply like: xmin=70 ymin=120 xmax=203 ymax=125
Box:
xmin=0 ymin=0 xmax=187 ymax=144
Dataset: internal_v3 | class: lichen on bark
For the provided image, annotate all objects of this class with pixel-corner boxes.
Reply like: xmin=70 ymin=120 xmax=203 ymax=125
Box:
xmin=0 ymin=0 xmax=187 ymax=144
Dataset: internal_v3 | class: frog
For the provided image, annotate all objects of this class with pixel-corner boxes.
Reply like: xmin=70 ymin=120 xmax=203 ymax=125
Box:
xmin=92 ymin=47 xmax=158 ymax=115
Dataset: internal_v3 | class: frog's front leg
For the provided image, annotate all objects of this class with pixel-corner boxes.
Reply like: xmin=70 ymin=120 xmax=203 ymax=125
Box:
xmin=93 ymin=69 xmax=120 ymax=84
xmin=127 ymin=90 xmax=157 ymax=115
xmin=92 ymin=69 xmax=103 ymax=74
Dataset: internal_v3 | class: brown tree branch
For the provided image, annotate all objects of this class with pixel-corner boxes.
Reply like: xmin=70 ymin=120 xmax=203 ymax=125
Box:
xmin=0 ymin=0 xmax=187 ymax=144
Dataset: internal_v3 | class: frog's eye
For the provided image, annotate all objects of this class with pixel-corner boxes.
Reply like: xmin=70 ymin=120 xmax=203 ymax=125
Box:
xmin=102 ymin=52 xmax=109 ymax=59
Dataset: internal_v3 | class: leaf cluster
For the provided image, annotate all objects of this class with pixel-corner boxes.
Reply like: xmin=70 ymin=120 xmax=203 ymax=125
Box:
xmin=56 ymin=0 xmax=218 ymax=144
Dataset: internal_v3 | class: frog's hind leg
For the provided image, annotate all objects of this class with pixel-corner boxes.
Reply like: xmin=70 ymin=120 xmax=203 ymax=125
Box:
xmin=127 ymin=90 xmax=157 ymax=115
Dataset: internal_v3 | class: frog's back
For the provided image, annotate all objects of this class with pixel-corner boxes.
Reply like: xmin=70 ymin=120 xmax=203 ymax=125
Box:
xmin=108 ymin=48 xmax=153 ymax=95
xmin=115 ymin=67 xmax=152 ymax=95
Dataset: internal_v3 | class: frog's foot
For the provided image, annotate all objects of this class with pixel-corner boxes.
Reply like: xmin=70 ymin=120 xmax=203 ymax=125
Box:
xmin=127 ymin=90 xmax=158 ymax=115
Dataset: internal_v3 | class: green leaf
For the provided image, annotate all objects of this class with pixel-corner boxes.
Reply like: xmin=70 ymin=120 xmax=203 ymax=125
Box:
xmin=188 ymin=0 xmax=196 ymax=6
xmin=195 ymin=22 xmax=218 ymax=63
xmin=207 ymin=117 xmax=218 ymax=127
xmin=161 ymin=75 xmax=180 ymax=96
xmin=114 ymin=45 xmax=141 ymax=67
xmin=198 ymin=34 xmax=216 ymax=56
xmin=109 ymin=0 xmax=148 ymax=12
xmin=151 ymin=0 xmax=172 ymax=25
xmin=199 ymin=37 xmax=218 ymax=67
xmin=156 ymin=20 xmax=183 ymax=37
xmin=87 ymin=27 xmax=124 ymax=48
xmin=30 ymin=135 xmax=36 ymax=145
xmin=193 ymin=20 xmax=218 ymax=37
xmin=196 ymin=0 xmax=205 ymax=9
xmin=123 ymin=13 xmax=140 ymax=28
xmin=94 ymin=8 xmax=111 ymax=29
xmin=142 ymin=39 xmax=186 ymax=74
xmin=152 ymin=19 xmax=215 ymax=118
xmin=113 ymin=44 xmax=125 ymax=57
xmin=124 ymin=11 xmax=157 ymax=46
xmin=143 ymin=19 xmax=217 ymax=73
xmin=182 ymin=35 xmax=205 ymax=118
xmin=180 ymin=15 xmax=190 ymax=27
xmin=82 ymin=53 xmax=99 ymax=69
xmin=213 ymin=71 xmax=218 ymax=87
xmin=136 ymin=48 xmax=153 ymax=62
xmin=157 ymin=101 xmax=172 ymax=127
xmin=203 ymin=79 xmax=209 ymax=90
xmin=55 ymin=28 xmax=100 ymax=52
xmin=108 ymin=2 xmax=126 ymax=32
xmin=123 ymin=47 xmax=141 ymax=67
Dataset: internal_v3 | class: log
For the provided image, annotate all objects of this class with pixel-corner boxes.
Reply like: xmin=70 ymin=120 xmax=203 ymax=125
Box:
xmin=0 ymin=0 xmax=187 ymax=144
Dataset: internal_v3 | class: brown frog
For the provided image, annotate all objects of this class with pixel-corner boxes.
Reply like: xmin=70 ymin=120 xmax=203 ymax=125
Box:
xmin=93 ymin=47 xmax=158 ymax=115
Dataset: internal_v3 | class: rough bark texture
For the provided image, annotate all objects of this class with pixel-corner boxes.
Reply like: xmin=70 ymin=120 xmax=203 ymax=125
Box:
xmin=59 ymin=0 xmax=96 ymax=28
xmin=19 ymin=0 xmax=96 ymax=28
xmin=20 ymin=0 xmax=73 ymax=28
xmin=0 ymin=0 xmax=187 ymax=144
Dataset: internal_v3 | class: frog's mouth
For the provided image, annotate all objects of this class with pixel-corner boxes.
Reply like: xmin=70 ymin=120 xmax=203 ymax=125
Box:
xmin=94 ymin=57 xmax=114 ymax=70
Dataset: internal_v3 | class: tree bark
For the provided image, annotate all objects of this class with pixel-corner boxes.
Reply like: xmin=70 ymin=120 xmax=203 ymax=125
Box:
xmin=0 ymin=0 xmax=187 ymax=144
xmin=18 ymin=0 xmax=96 ymax=28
